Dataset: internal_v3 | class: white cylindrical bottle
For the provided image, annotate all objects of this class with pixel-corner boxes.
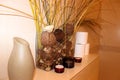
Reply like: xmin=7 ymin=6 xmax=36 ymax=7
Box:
xmin=75 ymin=32 xmax=88 ymax=44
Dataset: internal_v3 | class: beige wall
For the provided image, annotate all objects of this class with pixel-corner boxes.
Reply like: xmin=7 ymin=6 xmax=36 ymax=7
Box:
xmin=0 ymin=0 xmax=36 ymax=80
xmin=100 ymin=0 xmax=120 ymax=80
xmin=101 ymin=0 xmax=120 ymax=47
xmin=78 ymin=0 xmax=101 ymax=53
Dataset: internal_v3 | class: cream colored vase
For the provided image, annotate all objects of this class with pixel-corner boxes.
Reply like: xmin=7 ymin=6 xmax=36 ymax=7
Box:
xmin=8 ymin=37 xmax=35 ymax=80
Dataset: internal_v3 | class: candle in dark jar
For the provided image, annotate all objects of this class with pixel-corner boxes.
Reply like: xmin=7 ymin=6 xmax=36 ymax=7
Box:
xmin=63 ymin=57 xmax=75 ymax=68
xmin=74 ymin=57 xmax=82 ymax=63
xmin=54 ymin=65 xmax=64 ymax=73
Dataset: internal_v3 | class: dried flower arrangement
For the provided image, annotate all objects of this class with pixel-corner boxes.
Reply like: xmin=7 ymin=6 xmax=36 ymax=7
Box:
xmin=0 ymin=0 xmax=101 ymax=71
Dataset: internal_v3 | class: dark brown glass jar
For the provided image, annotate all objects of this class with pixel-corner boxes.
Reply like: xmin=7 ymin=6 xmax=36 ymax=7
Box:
xmin=63 ymin=57 xmax=75 ymax=68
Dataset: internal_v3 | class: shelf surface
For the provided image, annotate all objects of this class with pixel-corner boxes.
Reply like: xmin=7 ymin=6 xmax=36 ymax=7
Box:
xmin=33 ymin=53 xmax=99 ymax=80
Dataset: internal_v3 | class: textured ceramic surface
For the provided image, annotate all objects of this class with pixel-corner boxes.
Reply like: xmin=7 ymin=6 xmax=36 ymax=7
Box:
xmin=8 ymin=37 xmax=35 ymax=80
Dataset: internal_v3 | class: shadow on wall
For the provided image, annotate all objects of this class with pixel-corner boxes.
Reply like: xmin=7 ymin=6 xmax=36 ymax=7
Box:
xmin=100 ymin=0 xmax=120 ymax=80
xmin=78 ymin=25 xmax=101 ymax=53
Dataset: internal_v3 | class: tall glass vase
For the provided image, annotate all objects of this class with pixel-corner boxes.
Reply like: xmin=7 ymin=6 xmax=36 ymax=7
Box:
xmin=35 ymin=25 xmax=63 ymax=71
xmin=35 ymin=24 xmax=75 ymax=71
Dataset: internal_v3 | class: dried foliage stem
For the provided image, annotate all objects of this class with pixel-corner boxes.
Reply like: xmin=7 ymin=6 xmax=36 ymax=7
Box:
xmin=29 ymin=0 xmax=43 ymax=48
xmin=70 ymin=0 xmax=100 ymax=41
xmin=0 ymin=13 xmax=33 ymax=19
xmin=0 ymin=4 xmax=33 ymax=19
xmin=0 ymin=0 xmax=101 ymax=49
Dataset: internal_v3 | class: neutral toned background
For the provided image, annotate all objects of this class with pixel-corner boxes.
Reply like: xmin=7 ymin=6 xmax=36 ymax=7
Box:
xmin=0 ymin=0 xmax=120 ymax=80
xmin=0 ymin=0 xmax=36 ymax=80
xmin=100 ymin=0 xmax=120 ymax=80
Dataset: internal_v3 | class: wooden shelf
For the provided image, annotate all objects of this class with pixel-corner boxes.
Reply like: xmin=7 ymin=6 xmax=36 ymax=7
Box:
xmin=34 ymin=53 xmax=99 ymax=80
